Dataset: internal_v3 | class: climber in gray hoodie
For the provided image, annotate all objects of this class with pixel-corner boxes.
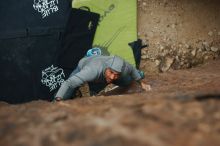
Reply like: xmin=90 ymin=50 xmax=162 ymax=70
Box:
xmin=54 ymin=55 xmax=151 ymax=101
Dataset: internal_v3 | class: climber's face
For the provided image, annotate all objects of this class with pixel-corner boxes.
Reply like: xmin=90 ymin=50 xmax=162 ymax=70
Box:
xmin=105 ymin=68 xmax=120 ymax=83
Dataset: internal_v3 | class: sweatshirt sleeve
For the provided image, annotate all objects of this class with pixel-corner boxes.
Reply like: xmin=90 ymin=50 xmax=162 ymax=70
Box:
xmin=55 ymin=66 xmax=97 ymax=99
xmin=124 ymin=62 xmax=142 ymax=81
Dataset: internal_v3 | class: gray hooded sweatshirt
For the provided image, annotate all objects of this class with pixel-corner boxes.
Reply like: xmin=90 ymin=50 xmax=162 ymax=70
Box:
xmin=55 ymin=55 xmax=142 ymax=99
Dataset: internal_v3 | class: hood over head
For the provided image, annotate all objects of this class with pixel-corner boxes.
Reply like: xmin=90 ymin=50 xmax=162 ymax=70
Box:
xmin=108 ymin=55 xmax=124 ymax=73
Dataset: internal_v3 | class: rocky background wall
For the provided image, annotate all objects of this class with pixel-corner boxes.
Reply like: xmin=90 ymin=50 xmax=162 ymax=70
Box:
xmin=138 ymin=0 xmax=220 ymax=74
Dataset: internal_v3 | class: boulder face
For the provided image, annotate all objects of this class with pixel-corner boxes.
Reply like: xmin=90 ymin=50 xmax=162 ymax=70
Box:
xmin=0 ymin=59 xmax=220 ymax=146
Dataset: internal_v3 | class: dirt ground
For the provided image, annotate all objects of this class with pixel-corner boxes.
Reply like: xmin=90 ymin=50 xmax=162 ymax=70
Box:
xmin=0 ymin=58 xmax=220 ymax=146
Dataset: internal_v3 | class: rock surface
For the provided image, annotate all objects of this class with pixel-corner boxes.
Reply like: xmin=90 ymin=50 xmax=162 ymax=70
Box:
xmin=0 ymin=59 xmax=220 ymax=146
